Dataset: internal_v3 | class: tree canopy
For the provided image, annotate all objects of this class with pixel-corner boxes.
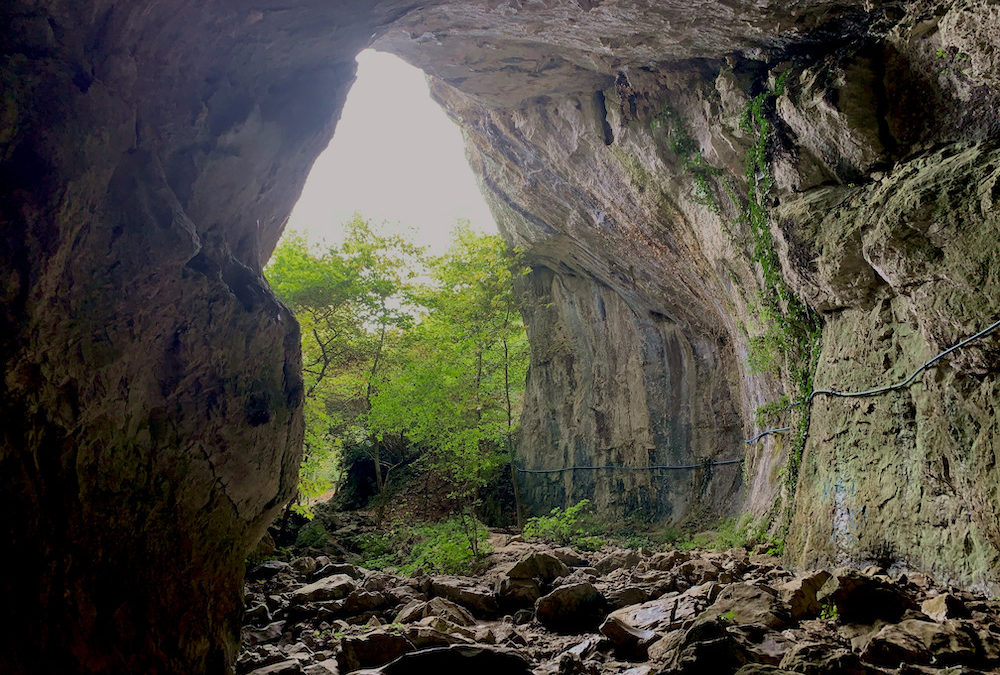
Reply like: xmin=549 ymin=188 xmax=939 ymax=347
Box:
xmin=265 ymin=217 xmax=528 ymax=519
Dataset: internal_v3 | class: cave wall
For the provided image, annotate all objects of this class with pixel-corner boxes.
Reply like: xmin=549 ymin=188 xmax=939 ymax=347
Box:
xmin=383 ymin=0 xmax=1000 ymax=589
xmin=0 ymin=1 xmax=411 ymax=671
xmin=3 ymin=0 xmax=1000 ymax=671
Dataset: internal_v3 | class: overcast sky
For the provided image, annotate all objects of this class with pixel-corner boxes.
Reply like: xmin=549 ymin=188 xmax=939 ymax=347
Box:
xmin=284 ymin=50 xmax=497 ymax=254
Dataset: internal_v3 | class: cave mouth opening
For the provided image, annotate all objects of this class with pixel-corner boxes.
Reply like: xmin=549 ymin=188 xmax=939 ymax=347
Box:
xmin=280 ymin=48 xmax=497 ymax=254
xmin=263 ymin=47 xmax=534 ymax=525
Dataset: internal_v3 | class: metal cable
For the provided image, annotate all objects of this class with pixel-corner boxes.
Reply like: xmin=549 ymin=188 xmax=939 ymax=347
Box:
xmin=515 ymin=457 xmax=744 ymax=474
xmin=745 ymin=317 xmax=1000 ymax=443
xmin=519 ymin=317 xmax=999 ymax=472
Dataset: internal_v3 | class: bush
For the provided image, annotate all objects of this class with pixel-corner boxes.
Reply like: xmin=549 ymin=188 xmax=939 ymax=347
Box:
xmin=294 ymin=520 xmax=331 ymax=549
xmin=356 ymin=516 xmax=492 ymax=575
xmin=523 ymin=499 xmax=593 ymax=547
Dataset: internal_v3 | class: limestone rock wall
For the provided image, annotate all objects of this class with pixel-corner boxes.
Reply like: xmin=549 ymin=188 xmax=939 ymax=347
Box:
xmin=0 ymin=1 xmax=408 ymax=671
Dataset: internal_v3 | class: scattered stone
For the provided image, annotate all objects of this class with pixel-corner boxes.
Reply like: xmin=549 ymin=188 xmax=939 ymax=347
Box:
xmin=337 ymin=631 xmax=415 ymax=672
xmin=429 ymin=576 xmax=499 ymax=617
xmin=509 ymin=552 xmax=570 ymax=582
xmin=292 ymin=575 xmax=357 ymax=604
xmin=352 ymin=645 xmax=532 ymax=675
xmin=535 ymin=582 xmax=606 ymax=632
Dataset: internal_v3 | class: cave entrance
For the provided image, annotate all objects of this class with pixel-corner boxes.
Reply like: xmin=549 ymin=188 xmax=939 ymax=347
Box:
xmin=264 ymin=48 xmax=528 ymax=528
xmin=283 ymin=48 xmax=497 ymax=252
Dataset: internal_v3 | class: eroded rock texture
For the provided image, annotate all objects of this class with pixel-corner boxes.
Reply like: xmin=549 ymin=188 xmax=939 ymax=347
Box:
xmin=2 ymin=0 xmax=999 ymax=671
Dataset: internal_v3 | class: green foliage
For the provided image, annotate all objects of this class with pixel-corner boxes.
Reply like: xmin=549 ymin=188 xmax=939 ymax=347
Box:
xmin=295 ymin=520 xmax=330 ymax=549
xmin=356 ymin=517 xmax=492 ymax=575
xmin=523 ymin=499 xmax=594 ymax=547
xmin=366 ymin=223 xmax=529 ymax=512
xmin=820 ymin=602 xmax=839 ymax=621
xmin=651 ymin=106 xmax=723 ymax=213
xmin=735 ymin=72 xmax=823 ymax=529
xmin=674 ymin=514 xmax=782 ymax=553
xmin=266 ymin=217 xmax=423 ymax=512
xmin=267 ymin=217 xmax=529 ymax=520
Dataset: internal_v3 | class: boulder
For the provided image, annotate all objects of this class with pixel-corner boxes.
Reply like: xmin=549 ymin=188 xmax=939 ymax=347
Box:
xmin=429 ymin=577 xmax=499 ymax=617
xmin=342 ymin=591 xmax=387 ymax=615
xmin=599 ymin=614 xmax=657 ymax=658
xmin=647 ymin=550 xmax=691 ymax=571
xmin=394 ymin=597 xmax=476 ymax=626
xmin=320 ymin=563 xmax=364 ymax=580
xmin=777 ymin=571 xmax=832 ymax=620
xmin=535 ymin=582 xmax=607 ymax=632
xmin=495 ymin=577 xmax=542 ymax=610
xmin=779 ymin=642 xmax=875 ymax=675
xmin=291 ymin=557 xmax=318 ymax=575
xmin=667 ymin=618 xmax=749 ymax=675
xmin=508 ymin=552 xmax=570 ymax=582
xmin=250 ymin=561 xmax=293 ymax=581
xmin=351 ymin=645 xmax=532 ymax=675
xmin=696 ymin=583 xmax=791 ymax=629
xmin=816 ymin=570 xmax=915 ymax=624
xmin=553 ymin=548 xmax=591 ymax=567
xmin=416 ymin=616 xmax=477 ymax=639
xmin=247 ymin=660 xmax=306 ymax=675
xmin=599 ymin=585 xmax=712 ymax=645
xmin=398 ymin=625 xmax=470 ymax=649
xmin=595 ymin=550 xmax=642 ymax=575
xmin=860 ymin=619 xmax=980 ymax=667
xmin=921 ymin=593 xmax=969 ymax=623
xmin=607 ymin=586 xmax=649 ymax=609
xmin=337 ymin=631 xmax=415 ymax=672
xmin=292 ymin=575 xmax=357 ymax=604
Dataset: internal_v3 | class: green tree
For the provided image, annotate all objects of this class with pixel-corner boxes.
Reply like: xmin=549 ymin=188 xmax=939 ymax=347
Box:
xmin=366 ymin=223 xmax=529 ymax=529
xmin=265 ymin=216 xmax=422 ymax=514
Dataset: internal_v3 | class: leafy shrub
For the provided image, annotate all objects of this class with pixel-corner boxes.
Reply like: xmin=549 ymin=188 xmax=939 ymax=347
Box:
xmin=356 ymin=516 xmax=492 ymax=575
xmin=523 ymin=499 xmax=593 ymax=546
xmin=295 ymin=520 xmax=330 ymax=549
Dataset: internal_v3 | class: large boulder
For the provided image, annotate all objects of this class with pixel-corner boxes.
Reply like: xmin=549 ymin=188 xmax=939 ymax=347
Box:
xmin=429 ymin=577 xmax=499 ymax=618
xmin=352 ymin=645 xmax=532 ymax=675
xmin=292 ymin=575 xmax=357 ymax=604
xmin=860 ymin=619 xmax=981 ymax=668
xmin=508 ymin=552 xmax=570 ymax=583
xmin=777 ymin=571 xmax=832 ymax=620
xmin=695 ymin=583 xmax=791 ymax=629
xmin=816 ymin=570 xmax=915 ymax=624
xmin=337 ymin=631 xmax=415 ymax=672
xmin=535 ymin=582 xmax=607 ymax=632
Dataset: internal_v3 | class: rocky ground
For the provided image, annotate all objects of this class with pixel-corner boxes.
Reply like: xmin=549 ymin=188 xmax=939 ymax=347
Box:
xmin=238 ymin=532 xmax=1000 ymax=675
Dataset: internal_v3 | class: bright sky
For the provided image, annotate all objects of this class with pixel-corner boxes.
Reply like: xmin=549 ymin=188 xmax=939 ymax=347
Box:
xmin=284 ymin=50 xmax=497 ymax=254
